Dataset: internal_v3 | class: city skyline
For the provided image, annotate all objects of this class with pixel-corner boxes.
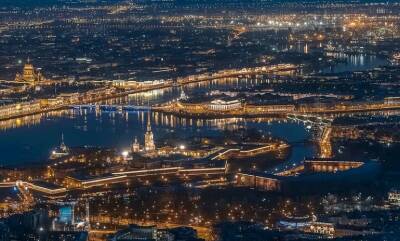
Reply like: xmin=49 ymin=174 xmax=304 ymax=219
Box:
xmin=0 ymin=1 xmax=400 ymax=241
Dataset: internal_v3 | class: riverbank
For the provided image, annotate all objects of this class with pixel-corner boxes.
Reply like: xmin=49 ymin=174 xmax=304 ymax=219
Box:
xmin=153 ymin=100 xmax=400 ymax=118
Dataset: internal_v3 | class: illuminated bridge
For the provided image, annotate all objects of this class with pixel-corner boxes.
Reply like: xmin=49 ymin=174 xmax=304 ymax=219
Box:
xmin=287 ymin=114 xmax=333 ymax=158
xmin=71 ymin=104 xmax=151 ymax=111
xmin=0 ymin=64 xmax=297 ymax=121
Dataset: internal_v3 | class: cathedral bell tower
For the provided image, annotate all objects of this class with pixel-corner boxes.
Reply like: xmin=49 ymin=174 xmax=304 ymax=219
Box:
xmin=144 ymin=112 xmax=156 ymax=152
xmin=132 ymin=137 xmax=140 ymax=153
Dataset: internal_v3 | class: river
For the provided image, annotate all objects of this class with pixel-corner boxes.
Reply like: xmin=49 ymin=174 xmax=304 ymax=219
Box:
xmin=0 ymin=53 xmax=388 ymax=167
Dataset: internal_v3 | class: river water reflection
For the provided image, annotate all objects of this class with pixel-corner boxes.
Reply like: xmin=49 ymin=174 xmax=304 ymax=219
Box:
xmin=0 ymin=53 xmax=388 ymax=167
xmin=0 ymin=109 xmax=315 ymax=168
xmin=0 ymin=86 xmax=315 ymax=168
xmin=322 ymin=53 xmax=389 ymax=73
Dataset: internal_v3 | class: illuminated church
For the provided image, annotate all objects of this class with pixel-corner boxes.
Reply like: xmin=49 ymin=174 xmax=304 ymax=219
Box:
xmin=15 ymin=59 xmax=45 ymax=84
xmin=131 ymin=112 xmax=156 ymax=153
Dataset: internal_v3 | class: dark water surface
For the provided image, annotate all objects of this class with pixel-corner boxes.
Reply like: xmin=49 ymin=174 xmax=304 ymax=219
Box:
xmin=0 ymin=54 xmax=387 ymax=167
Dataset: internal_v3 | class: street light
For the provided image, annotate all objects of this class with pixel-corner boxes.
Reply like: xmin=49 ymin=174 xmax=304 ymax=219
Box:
xmin=122 ymin=150 xmax=129 ymax=159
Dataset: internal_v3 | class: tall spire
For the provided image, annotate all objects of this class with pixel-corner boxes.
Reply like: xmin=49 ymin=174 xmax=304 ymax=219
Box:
xmin=60 ymin=133 xmax=68 ymax=152
xmin=144 ymin=111 xmax=155 ymax=152
xmin=147 ymin=111 xmax=151 ymax=131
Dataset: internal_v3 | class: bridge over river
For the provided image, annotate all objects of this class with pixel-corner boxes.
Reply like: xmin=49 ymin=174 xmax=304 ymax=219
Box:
xmin=71 ymin=104 xmax=151 ymax=112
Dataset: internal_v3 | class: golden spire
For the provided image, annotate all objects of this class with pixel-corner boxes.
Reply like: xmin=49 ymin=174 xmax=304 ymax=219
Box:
xmin=147 ymin=111 xmax=151 ymax=131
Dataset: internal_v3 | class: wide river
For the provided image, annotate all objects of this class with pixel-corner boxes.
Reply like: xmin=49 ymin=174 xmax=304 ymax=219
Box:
xmin=0 ymin=54 xmax=388 ymax=168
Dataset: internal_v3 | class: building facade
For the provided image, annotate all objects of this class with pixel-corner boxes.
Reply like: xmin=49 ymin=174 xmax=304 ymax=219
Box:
xmin=15 ymin=61 xmax=44 ymax=84
xmin=235 ymin=172 xmax=281 ymax=192
xmin=208 ymin=99 xmax=242 ymax=111
xmin=132 ymin=137 xmax=140 ymax=153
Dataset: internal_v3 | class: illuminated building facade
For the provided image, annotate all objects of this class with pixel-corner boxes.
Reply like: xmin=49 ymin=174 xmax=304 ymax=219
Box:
xmin=131 ymin=137 xmax=140 ymax=153
xmin=305 ymin=222 xmax=335 ymax=236
xmin=278 ymin=216 xmax=335 ymax=237
xmin=50 ymin=134 xmax=70 ymax=159
xmin=304 ymin=160 xmax=364 ymax=173
xmin=391 ymin=53 xmax=400 ymax=65
xmin=384 ymin=97 xmax=400 ymax=105
xmin=388 ymin=189 xmax=400 ymax=205
xmin=108 ymin=225 xmax=158 ymax=241
xmin=235 ymin=172 xmax=281 ymax=192
xmin=14 ymin=60 xmax=44 ymax=84
xmin=108 ymin=224 xmax=202 ymax=241
xmin=208 ymin=99 xmax=242 ymax=111
xmin=0 ymin=101 xmax=42 ymax=119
